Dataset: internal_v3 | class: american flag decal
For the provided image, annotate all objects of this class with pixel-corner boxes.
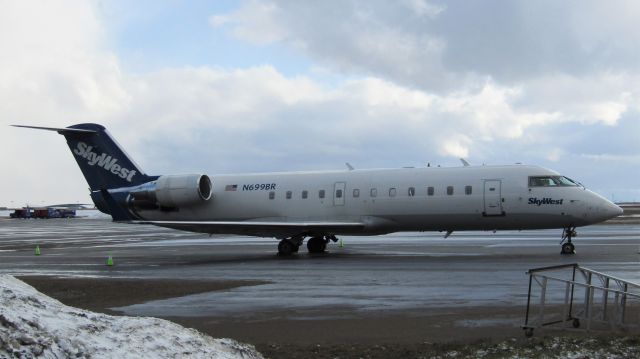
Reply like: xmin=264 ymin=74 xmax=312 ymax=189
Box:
xmin=225 ymin=184 xmax=238 ymax=191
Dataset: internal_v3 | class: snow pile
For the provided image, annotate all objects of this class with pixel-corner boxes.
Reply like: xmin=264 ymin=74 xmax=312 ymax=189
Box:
xmin=0 ymin=275 xmax=263 ymax=359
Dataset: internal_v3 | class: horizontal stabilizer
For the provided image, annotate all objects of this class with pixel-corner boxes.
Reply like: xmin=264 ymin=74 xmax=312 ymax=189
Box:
xmin=14 ymin=123 xmax=153 ymax=194
xmin=11 ymin=125 xmax=97 ymax=134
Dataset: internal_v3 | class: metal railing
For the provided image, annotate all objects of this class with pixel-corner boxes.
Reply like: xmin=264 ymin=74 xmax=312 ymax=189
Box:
xmin=523 ymin=263 xmax=640 ymax=337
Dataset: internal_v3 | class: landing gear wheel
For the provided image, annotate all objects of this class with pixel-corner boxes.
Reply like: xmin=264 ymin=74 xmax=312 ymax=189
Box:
xmin=278 ymin=240 xmax=296 ymax=256
xmin=572 ymin=318 xmax=580 ymax=328
xmin=560 ymin=226 xmax=577 ymax=255
xmin=561 ymin=242 xmax=575 ymax=255
xmin=307 ymin=236 xmax=327 ymax=254
xmin=524 ymin=328 xmax=534 ymax=338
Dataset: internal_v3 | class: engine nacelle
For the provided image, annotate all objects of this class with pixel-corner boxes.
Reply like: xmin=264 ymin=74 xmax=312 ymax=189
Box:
xmin=130 ymin=174 xmax=212 ymax=208
xmin=156 ymin=174 xmax=212 ymax=207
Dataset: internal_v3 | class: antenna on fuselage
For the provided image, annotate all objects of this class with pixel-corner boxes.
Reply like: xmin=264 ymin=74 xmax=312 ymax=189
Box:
xmin=460 ymin=158 xmax=470 ymax=167
xmin=345 ymin=162 xmax=355 ymax=171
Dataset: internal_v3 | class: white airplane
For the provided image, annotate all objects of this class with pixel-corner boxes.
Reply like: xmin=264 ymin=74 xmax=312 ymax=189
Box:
xmin=14 ymin=123 xmax=622 ymax=256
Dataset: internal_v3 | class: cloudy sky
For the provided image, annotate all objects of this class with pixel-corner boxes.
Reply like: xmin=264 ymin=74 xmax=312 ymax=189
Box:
xmin=1 ymin=0 xmax=639 ymax=206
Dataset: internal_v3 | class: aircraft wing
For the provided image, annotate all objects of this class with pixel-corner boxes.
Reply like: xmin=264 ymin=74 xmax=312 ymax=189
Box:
xmin=129 ymin=220 xmax=366 ymax=237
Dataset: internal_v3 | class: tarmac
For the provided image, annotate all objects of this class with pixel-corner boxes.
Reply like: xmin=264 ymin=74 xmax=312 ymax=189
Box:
xmin=1 ymin=216 xmax=639 ymax=357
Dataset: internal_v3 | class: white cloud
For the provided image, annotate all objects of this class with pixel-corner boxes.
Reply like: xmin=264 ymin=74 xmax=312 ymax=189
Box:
xmin=1 ymin=0 xmax=638 ymax=206
xmin=439 ymin=135 xmax=470 ymax=158
xmin=515 ymin=73 xmax=637 ymax=126
xmin=0 ymin=1 xmax=128 ymax=118
xmin=209 ymin=1 xmax=286 ymax=46
xmin=212 ymin=1 xmax=640 ymax=126
xmin=118 ymin=72 xmax=583 ymax=176
xmin=546 ymin=148 xmax=564 ymax=162
xmin=205 ymin=1 xmax=639 ymax=201
xmin=400 ymin=0 xmax=445 ymax=18
xmin=212 ymin=0 xmax=453 ymax=91
xmin=0 ymin=0 xmax=128 ymax=205
xmin=581 ymin=153 xmax=640 ymax=164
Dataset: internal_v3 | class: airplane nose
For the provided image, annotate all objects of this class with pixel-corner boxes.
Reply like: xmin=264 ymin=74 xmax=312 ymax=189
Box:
xmin=582 ymin=191 xmax=624 ymax=224
xmin=605 ymin=202 xmax=624 ymax=219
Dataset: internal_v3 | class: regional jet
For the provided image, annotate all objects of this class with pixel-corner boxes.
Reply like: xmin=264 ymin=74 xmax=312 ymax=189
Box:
xmin=14 ymin=124 xmax=623 ymax=255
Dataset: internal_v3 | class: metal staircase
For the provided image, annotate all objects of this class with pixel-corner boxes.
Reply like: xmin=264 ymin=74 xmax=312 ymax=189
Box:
xmin=523 ymin=263 xmax=640 ymax=337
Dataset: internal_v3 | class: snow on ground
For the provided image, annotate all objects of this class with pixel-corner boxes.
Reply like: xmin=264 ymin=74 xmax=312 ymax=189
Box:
xmin=76 ymin=209 xmax=111 ymax=219
xmin=0 ymin=275 xmax=263 ymax=359
xmin=445 ymin=336 xmax=640 ymax=358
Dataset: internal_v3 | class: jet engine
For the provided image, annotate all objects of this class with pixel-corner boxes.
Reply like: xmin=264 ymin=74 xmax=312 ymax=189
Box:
xmin=129 ymin=174 xmax=212 ymax=209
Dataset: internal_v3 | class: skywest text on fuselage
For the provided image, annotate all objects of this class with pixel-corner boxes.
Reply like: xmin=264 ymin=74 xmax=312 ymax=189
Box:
xmin=528 ymin=197 xmax=564 ymax=206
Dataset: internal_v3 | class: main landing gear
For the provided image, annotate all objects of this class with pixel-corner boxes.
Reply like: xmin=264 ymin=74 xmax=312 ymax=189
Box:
xmin=277 ymin=236 xmax=303 ymax=256
xmin=278 ymin=235 xmax=339 ymax=256
xmin=560 ymin=226 xmax=577 ymax=255
xmin=306 ymin=236 xmax=327 ymax=254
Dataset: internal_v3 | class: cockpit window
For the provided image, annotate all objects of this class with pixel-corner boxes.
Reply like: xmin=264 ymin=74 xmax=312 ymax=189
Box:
xmin=528 ymin=176 xmax=579 ymax=187
xmin=557 ymin=176 xmax=579 ymax=186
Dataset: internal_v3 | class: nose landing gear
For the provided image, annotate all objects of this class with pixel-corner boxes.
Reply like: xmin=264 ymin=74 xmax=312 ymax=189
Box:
xmin=560 ymin=226 xmax=577 ymax=255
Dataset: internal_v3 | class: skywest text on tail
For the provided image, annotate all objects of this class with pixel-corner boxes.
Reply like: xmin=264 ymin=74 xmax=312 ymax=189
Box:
xmin=74 ymin=142 xmax=137 ymax=182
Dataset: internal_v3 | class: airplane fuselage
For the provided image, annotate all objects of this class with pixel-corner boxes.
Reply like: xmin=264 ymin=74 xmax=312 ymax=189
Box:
xmin=134 ymin=165 xmax=620 ymax=237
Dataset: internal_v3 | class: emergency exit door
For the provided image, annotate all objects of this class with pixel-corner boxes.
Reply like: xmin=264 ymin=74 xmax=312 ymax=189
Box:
xmin=483 ymin=180 xmax=503 ymax=216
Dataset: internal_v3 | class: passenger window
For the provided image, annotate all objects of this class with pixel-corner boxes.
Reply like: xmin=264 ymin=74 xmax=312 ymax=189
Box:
xmin=302 ymin=190 xmax=308 ymax=199
xmin=353 ymin=189 xmax=360 ymax=198
xmin=465 ymin=186 xmax=472 ymax=195
xmin=336 ymin=189 xmax=343 ymax=198
xmin=319 ymin=190 xmax=325 ymax=199
xmin=389 ymin=188 xmax=397 ymax=197
xmin=408 ymin=187 xmax=415 ymax=197
xmin=427 ymin=187 xmax=434 ymax=196
xmin=370 ymin=188 xmax=377 ymax=197
xmin=447 ymin=186 xmax=454 ymax=195
xmin=286 ymin=191 xmax=292 ymax=199
xmin=269 ymin=191 xmax=275 ymax=200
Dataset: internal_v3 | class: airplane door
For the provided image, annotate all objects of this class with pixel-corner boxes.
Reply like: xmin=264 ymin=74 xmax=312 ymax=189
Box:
xmin=483 ymin=180 xmax=503 ymax=216
xmin=334 ymin=182 xmax=346 ymax=206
